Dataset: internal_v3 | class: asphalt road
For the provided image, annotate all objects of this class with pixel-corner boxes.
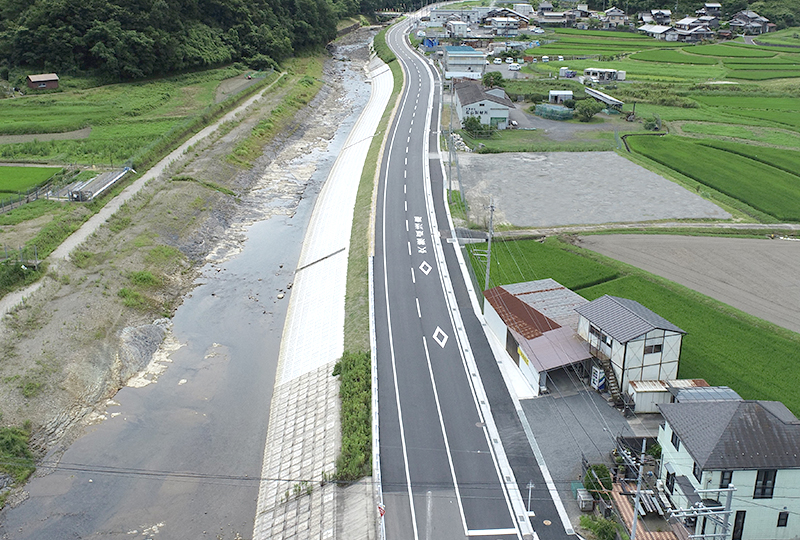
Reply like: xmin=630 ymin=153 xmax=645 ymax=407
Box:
xmin=376 ymin=19 xmax=570 ymax=540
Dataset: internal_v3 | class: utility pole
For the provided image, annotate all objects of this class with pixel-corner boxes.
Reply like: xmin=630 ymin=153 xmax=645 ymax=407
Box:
xmin=630 ymin=439 xmax=646 ymax=540
xmin=484 ymin=197 xmax=494 ymax=291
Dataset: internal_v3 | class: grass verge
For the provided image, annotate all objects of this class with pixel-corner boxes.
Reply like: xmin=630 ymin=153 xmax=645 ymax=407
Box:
xmin=0 ymin=423 xmax=36 ymax=507
xmin=333 ymin=351 xmax=372 ymax=481
xmin=337 ymin=24 xmax=402 ymax=482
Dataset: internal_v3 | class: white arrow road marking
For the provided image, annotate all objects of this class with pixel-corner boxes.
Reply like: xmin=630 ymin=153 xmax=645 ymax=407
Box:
xmin=432 ymin=327 xmax=448 ymax=348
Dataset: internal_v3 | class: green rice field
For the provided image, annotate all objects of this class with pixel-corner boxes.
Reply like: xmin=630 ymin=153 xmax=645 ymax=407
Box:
xmin=0 ymin=166 xmax=61 ymax=193
xmin=465 ymin=238 xmax=800 ymax=415
xmin=751 ymin=26 xmax=800 ymax=46
xmin=627 ymin=135 xmax=800 ymax=221
xmin=0 ymin=66 xmax=276 ymax=166
xmin=679 ymin=123 xmax=800 ymax=148
xmin=630 ymin=49 xmax=720 ymax=64
xmin=697 ymin=139 xmax=800 ymax=175
xmin=683 ymin=43 xmax=777 ymax=57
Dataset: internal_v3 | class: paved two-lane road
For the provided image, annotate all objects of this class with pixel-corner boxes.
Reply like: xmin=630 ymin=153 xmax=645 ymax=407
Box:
xmin=375 ymin=17 xmax=573 ymax=540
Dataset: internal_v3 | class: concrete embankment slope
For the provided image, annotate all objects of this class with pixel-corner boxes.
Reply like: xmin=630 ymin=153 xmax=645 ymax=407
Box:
xmin=252 ymin=55 xmax=393 ymax=539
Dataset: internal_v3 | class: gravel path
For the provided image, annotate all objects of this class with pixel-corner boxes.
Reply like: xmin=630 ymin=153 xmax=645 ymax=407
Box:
xmin=578 ymin=234 xmax=800 ymax=334
xmin=459 ymin=151 xmax=730 ymax=227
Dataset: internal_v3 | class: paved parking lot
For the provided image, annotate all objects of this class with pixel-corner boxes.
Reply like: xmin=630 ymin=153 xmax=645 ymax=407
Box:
xmin=519 ymin=368 xmax=661 ymax=529
xmin=458 ymin=151 xmax=731 ymax=227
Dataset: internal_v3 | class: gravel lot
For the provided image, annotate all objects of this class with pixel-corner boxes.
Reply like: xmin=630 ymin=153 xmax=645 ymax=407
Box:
xmin=458 ymin=151 xmax=730 ymax=227
xmin=578 ymin=234 xmax=800 ymax=334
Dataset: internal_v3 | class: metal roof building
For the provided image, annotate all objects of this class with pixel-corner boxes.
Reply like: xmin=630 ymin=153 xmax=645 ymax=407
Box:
xmin=483 ymin=279 xmax=591 ymax=395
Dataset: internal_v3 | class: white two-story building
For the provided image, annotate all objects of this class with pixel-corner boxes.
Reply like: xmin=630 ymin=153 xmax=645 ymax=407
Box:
xmin=658 ymin=399 xmax=800 ymax=540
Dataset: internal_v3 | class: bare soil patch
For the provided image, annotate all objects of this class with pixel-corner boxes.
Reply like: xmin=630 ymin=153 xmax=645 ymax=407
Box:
xmin=578 ymin=234 xmax=800 ymax=334
xmin=0 ymin=127 xmax=92 ymax=145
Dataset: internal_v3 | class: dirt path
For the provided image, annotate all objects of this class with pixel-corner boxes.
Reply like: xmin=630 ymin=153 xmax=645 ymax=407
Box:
xmin=0 ymin=127 xmax=92 ymax=144
xmin=578 ymin=234 xmax=800 ymax=334
xmin=0 ymin=29 xmax=377 ymax=459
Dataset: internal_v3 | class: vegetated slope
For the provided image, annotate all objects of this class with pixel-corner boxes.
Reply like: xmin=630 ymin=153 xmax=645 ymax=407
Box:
xmin=0 ymin=0 xmax=385 ymax=80
xmin=626 ymin=135 xmax=800 ymax=221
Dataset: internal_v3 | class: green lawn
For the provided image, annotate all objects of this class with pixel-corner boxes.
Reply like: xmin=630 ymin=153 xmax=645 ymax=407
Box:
xmin=0 ymin=166 xmax=61 ymax=193
xmin=627 ymin=135 xmax=800 ymax=221
xmin=460 ymin=128 xmax=617 ymax=153
xmin=465 ymin=237 xmax=800 ymax=415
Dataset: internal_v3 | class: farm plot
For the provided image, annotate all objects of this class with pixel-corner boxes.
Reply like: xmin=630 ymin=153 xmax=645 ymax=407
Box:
xmin=0 ymin=166 xmax=61 ymax=193
xmin=627 ymin=135 xmax=800 ymax=221
xmin=466 ymin=237 xmax=800 ymax=415
xmin=697 ymin=139 xmax=800 ymax=175
xmin=630 ymin=49 xmax=720 ymax=64
xmin=679 ymin=123 xmax=800 ymax=148
xmin=753 ymin=26 xmax=800 ymax=46
xmin=683 ymin=44 xmax=777 ymax=58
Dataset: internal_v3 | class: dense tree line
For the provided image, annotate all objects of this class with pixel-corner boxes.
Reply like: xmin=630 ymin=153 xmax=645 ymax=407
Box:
xmin=0 ymin=0 xmax=399 ymax=80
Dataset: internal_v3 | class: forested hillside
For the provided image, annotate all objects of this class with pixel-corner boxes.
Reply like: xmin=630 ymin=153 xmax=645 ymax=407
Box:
xmin=0 ymin=0 xmax=391 ymax=80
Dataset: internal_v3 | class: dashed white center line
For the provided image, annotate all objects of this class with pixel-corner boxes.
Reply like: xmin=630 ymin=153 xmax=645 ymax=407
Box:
xmin=404 ymin=170 xmax=407 ymax=178
xmin=416 ymin=298 xmax=421 ymax=318
xmin=407 ymin=136 xmax=411 ymax=143
xmin=404 ymin=200 xmax=407 ymax=211
xmin=411 ymin=267 xmax=416 ymax=283
xmin=404 ymin=184 xmax=407 ymax=194
xmin=407 ymin=242 xmax=411 ymax=255
xmin=405 ymin=157 xmax=408 ymax=165
xmin=405 ymin=219 xmax=409 ymax=231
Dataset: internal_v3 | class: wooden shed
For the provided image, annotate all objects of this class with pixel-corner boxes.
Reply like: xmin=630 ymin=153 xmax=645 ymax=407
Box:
xmin=27 ymin=73 xmax=59 ymax=89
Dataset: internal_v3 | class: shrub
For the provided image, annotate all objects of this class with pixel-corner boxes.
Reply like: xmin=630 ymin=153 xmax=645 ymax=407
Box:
xmin=580 ymin=515 xmax=620 ymax=540
xmin=575 ymin=100 xmax=604 ymax=122
xmin=333 ymin=350 xmax=371 ymax=482
xmin=584 ymin=463 xmax=613 ymax=500
xmin=563 ymin=98 xmax=576 ymax=109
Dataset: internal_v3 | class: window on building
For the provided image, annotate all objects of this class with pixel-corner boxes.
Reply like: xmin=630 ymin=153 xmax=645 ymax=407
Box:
xmin=693 ymin=462 xmax=702 ymax=482
xmin=754 ymin=469 xmax=777 ymax=499
xmin=732 ymin=510 xmax=746 ymax=540
xmin=666 ymin=471 xmax=675 ymax=494
xmin=644 ymin=344 xmax=663 ymax=354
xmin=720 ymin=470 xmax=733 ymax=489
xmin=671 ymin=430 xmax=680 ymax=451
xmin=778 ymin=511 xmax=789 ymax=527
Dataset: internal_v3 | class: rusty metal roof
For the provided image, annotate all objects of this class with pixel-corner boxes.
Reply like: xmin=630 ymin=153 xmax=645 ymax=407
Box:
xmin=27 ymin=73 xmax=59 ymax=82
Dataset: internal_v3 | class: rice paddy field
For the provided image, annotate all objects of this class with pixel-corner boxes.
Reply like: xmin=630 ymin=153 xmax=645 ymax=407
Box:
xmin=0 ymin=166 xmax=61 ymax=193
xmin=528 ymin=32 xmax=800 ymax=81
xmin=751 ymin=26 xmax=800 ymax=46
xmin=465 ymin=237 xmax=800 ymax=415
xmin=0 ymin=67 xmax=278 ymax=166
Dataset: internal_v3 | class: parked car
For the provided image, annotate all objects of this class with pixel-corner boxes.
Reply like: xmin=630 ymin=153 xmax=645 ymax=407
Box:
xmin=542 ymin=56 xmax=549 ymax=62
xmin=505 ymin=57 xmax=513 ymax=64
xmin=558 ymin=55 xmax=565 ymax=61
xmin=493 ymin=58 xmax=503 ymax=64
xmin=509 ymin=63 xmax=521 ymax=71
xmin=532 ymin=27 xmax=545 ymax=34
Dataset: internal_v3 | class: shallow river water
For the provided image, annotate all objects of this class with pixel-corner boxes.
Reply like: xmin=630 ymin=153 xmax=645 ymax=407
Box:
xmin=0 ymin=53 xmax=372 ymax=539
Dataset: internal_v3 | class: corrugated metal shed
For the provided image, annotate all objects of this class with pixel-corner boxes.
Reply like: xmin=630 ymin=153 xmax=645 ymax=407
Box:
xmin=484 ymin=279 xmax=591 ymax=372
xmin=673 ymin=386 xmax=741 ymax=403
xmin=659 ymin=401 xmax=800 ymax=470
xmin=574 ymin=295 xmax=685 ymax=344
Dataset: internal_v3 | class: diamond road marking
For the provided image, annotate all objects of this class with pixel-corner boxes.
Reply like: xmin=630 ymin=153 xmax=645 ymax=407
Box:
xmin=433 ymin=327 xmax=448 ymax=348
xmin=419 ymin=261 xmax=432 ymax=275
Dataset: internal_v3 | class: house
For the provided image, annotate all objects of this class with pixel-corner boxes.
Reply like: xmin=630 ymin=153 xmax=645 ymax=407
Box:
xmin=583 ymin=67 xmax=624 ymax=82
xmin=575 ymin=295 xmax=685 ymax=401
xmin=728 ymin=10 xmax=772 ymax=34
xmin=658 ymin=399 xmax=800 ymax=539
xmin=446 ymin=20 xmax=469 ymax=37
xmin=429 ymin=8 xmax=482 ymax=24
xmin=673 ymin=16 xmax=703 ymax=30
xmin=454 ymin=82 xmax=514 ymax=129
xmin=26 ymin=73 xmax=59 ymax=89
xmin=697 ymin=15 xmax=720 ymax=28
xmin=601 ymin=6 xmax=628 ymax=28
xmin=549 ymin=90 xmax=573 ymax=104
xmin=483 ymin=279 xmax=592 ymax=395
xmin=651 ymin=9 xmax=672 ymax=25
xmin=513 ymin=3 xmax=535 ymax=16
xmin=443 ymin=46 xmax=485 ymax=80
xmin=574 ymin=3 xmax=591 ymax=17
xmin=538 ymin=1 xmax=553 ymax=14
xmin=676 ymin=24 xmax=716 ymax=42
xmin=537 ymin=10 xmax=577 ymax=26
xmin=489 ymin=16 xmax=523 ymax=36
xmin=696 ymin=2 xmax=721 ymax=17
xmin=638 ymin=24 xmax=678 ymax=40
